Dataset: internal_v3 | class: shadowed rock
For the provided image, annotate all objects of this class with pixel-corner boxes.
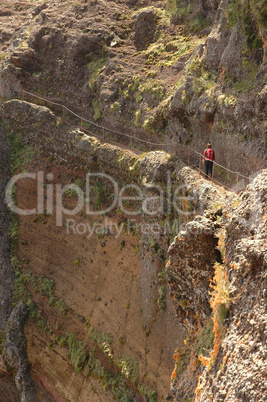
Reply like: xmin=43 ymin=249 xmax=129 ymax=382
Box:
xmin=4 ymin=302 xmax=37 ymax=402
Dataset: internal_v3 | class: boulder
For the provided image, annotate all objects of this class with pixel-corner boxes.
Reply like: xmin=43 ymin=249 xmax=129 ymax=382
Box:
xmin=0 ymin=65 xmax=21 ymax=99
xmin=134 ymin=9 xmax=158 ymax=50
xmin=32 ymin=3 xmax=48 ymax=17
xmin=219 ymin=22 xmax=247 ymax=77
xmin=137 ymin=151 xmax=174 ymax=183
xmin=1 ymin=100 xmax=57 ymax=129
xmin=10 ymin=48 xmax=40 ymax=73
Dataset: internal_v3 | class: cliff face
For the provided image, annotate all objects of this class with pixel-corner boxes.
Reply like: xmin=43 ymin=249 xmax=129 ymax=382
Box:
xmin=167 ymin=168 xmax=267 ymax=400
xmin=0 ymin=97 xmax=266 ymax=401
xmin=0 ymin=114 xmax=13 ymax=331
xmin=195 ymin=171 xmax=267 ymax=401
xmin=0 ymin=100 xmax=186 ymax=401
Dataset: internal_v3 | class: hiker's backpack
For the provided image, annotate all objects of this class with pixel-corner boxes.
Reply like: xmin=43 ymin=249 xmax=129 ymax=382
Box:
xmin=206 ymin=148 xmax=214 ymax=160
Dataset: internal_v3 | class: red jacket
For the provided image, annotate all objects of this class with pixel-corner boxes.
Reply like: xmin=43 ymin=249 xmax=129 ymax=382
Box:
xmin=203 ymin=148 xmax=215 ymax=162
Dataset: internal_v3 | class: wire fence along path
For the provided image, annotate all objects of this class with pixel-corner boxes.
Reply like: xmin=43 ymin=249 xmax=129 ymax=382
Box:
xmin=21 ymin=89 xmax=250 ymax=194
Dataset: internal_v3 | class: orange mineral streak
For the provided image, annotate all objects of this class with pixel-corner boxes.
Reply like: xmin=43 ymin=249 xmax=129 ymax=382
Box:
xmin=198 ymin=354 xmax=209 ymax=367
xmin=171 ymin=369 xmax=177 ymax=380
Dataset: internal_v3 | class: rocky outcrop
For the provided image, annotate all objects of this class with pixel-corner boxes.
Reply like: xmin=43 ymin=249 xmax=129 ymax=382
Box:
xmin=168 ymin=215 xmax=220 ymax=329
xmin=0 ymin=112 xmax=37 ymax=401
xmin=137 ymin=151 xmax=175 ymax=183
xmin=10 ymin=48 xmax=40 ymax=73
xmin=4 ymin=303 xmax=37 ymax=402
xmin=166 ymin=165 xmax=230 ymax=331
xmin=0 ymin=64 xmax=22 ymax=99
xmin=32 ymin=3 xmax=48 ymax=17
xmin=164 ymin=167 xmax=230 ymax=400
xmin=134 ymin=9 xmax=158 ymax=50
xmin=168 ymin=169 xmax=267 ymax=401
xmin=1 ymin=100 xmax=57 ymax=128
xmin=195 ymin=171 xmax=267 ymax=401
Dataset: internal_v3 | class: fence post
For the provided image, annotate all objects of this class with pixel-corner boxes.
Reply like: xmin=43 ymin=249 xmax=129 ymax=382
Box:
xmin=188 ymin=147 xmax=190 ymax=166
xmin=103 ymin=128 xmax=105 ymax=142
xmin=236 ymin=172 xmax=239 ymax=194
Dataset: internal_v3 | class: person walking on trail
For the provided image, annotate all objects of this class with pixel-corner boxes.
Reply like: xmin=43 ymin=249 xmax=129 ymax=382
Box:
xmin=203 ymin=142 xmax=215 ymax=178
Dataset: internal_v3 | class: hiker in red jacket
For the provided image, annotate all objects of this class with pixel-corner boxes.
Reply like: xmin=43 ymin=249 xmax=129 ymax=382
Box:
xmin=203 ymin=142 xmax=215 ymax=178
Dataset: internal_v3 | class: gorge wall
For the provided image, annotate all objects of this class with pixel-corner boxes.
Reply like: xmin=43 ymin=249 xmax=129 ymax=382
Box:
xmin=0 ymin=0 xmax=266 ymax=176
xmin=0 ymin=100 xmax=187 ymax=400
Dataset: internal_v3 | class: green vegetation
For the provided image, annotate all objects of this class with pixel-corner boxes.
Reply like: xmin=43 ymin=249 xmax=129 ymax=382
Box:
xmin=166 ymin=0 xmax=211 ymax=32
xmin=92 ymin=98 xmax=102 ymax=121
xmin=166 ymin=0 xmax=193 ymax=19
xmin=63 ymin=188 xmax=79 ymax=198
xmin=181 ymin=89 xmax=191 ymax=105
xmin=138 ymin=384 xmax=157 ymax=401
xmin=192 ymin=74 xmax=216 ymax=96
xmin=87 ymin=50 xmax=108 ymax=91
xmin=140 ymin=80 xmax=166 ymax=101
xmin=134 ymin=109 xmax=142 ymax=127
xmin=150 ymin=238 xmax=165 ymax=260
xmin=110 ymin=101 xmax=121 ymax=112
xmin=6 ymin=130 xmax=36 ymax=173
xmin=12 ymin=264 xmax=59 ymax=318
xmin=214 ymin=163 xmax=235 ymax=185
xmin=0 ymin=328 xmax=6 ymax=354
xmin=195 ymin=318 xmax=214 ymax=357
xmin=88 ymin=349 xmax=136 ymax=401
xmin=144 ymin=35 xmax=202 ymax=67
xmin=8 ymin=212 xmax=19 ymax=248
xmin=227 ymin=0 xmax=265 ymax=48
xmin=86 ymin=326 xmax=113 ymax=355
xmin=157 ymin=270 xmax=167 ymax=310
xmin=59 ymin=331 xmax=155 ymax=401
xmin=178 ymin=298 xmax=187 ymax=309
xmin=198 ymin=262 xmax=229 ymax=368
xmin=48 ymin=297 xmax=68 ymax=315
xmin=234 ymin=64 xmax=260 ymax=91
xmin=92 ymin=180 xmax=114 ymax=209
xmin=117 ymin=355 xmax=138 ymax=383
xmin=67 ymin=332 xmax=87 ymax=373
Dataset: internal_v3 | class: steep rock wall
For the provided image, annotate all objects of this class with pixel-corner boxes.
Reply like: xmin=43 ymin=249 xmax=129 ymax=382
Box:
xmin=196 ymin=170 xmax=267 ymax=401
xmin=0 ymin=100 xmax=185 ymax=400
xmin=166 ymin=168 xmax=267 ymax=400
xmin=0 ymin=0 xmax=265 ymax=178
